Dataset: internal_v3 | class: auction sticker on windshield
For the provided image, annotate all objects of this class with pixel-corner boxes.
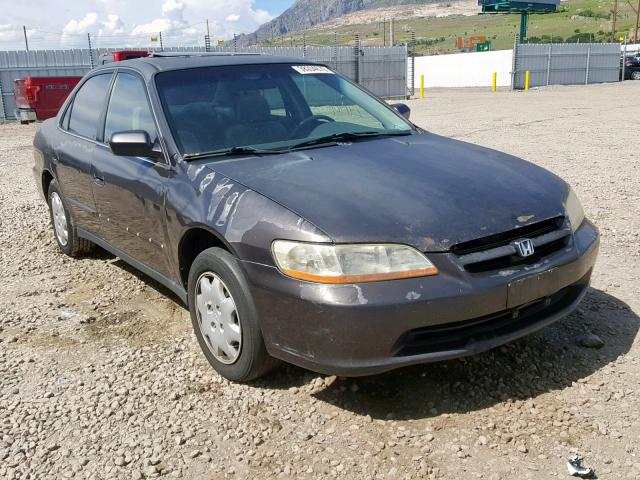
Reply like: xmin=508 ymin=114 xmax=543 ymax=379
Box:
xmin=292 ymin=65 xmax=334 ymax=75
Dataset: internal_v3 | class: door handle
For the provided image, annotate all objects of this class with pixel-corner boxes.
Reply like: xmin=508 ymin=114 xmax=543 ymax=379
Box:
xmin=93 ymin=173 xmax=105 ymax=186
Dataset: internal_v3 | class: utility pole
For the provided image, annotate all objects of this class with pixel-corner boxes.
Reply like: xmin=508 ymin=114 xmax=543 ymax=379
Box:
xmin=383 ymin=19 xmax=386 ymax=46
xmin=206 ymin=19 xmax=210 ymax=38
xmin=612 ymin=0 xmax=618 ymax=40
xmin=390 ymin=18 xmax=394 ymax=46
xmin=159 ymin=32 xmax=164 ymax=51
xmin=22 ymin=25 xmax=29 ymax=51
xmin=635 ymin=0 xmax=640 ymax=42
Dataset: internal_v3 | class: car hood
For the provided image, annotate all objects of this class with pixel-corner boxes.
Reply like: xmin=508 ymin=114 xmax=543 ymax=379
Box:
xmin=206 ymin=132 xmax=568 ymax=252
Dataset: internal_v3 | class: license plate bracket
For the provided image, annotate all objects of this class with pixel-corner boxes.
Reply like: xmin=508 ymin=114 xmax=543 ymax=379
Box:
xmin=507 ymin=267 xmax=563 ymax=308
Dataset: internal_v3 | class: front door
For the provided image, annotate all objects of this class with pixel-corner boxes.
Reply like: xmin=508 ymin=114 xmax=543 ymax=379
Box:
xmin=91 ymin=71 xmax=173 ymax=277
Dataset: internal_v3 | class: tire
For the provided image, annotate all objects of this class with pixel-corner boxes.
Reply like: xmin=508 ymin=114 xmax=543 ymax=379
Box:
xmin=632 ymin=71 xmax=640 ymax=81
xmin=47 ymin=179 xmax=94 ymax=257
xmin=188 ymin=247 xmax=280 ymax=382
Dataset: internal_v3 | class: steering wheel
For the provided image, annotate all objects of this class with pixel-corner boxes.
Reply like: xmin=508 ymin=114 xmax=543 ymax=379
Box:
xmin=290 ymin=115 xmax=335 ymax=138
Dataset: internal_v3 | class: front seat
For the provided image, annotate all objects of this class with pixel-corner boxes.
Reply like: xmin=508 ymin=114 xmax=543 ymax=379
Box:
xmin=225 ymin=95 xmax=288 ymax=148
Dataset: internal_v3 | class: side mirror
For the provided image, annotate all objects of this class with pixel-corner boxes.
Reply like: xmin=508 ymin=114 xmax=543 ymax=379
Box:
xmin=392 ymin=103 xmax=411 ymax=120
xmin=109 ymin=131 xmax=161 ymax=158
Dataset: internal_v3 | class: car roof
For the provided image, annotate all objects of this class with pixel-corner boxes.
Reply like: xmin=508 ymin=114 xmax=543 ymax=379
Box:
xmin=91 ymin=52 xmax=320 ymax=78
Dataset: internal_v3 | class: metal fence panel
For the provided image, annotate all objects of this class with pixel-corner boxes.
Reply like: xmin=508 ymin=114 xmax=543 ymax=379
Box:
xmin=513 ymin=42 xmax=620 ymax=89
xmin=0 ymin=45 xmax=407 ymax=120
xmin=359 ymin=46 xmax=408 ymax=99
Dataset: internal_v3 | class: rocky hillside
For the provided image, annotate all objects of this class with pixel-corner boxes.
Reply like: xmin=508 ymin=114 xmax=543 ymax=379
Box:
xmin=237 ymin=0 xmax=446 ymax=45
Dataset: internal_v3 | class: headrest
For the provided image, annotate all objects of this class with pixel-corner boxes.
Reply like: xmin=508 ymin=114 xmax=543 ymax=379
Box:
xmin=236 ymin=95 xmax=270 ymax=123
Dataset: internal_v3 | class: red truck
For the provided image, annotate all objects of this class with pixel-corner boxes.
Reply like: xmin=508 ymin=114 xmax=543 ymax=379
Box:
xmin=98 ymin=49 xmax=149 ymax=64
xmin=14 ymin=76 xmax=81 ymax=123
xmin=14 ymin=50 xmax=149 ymax=124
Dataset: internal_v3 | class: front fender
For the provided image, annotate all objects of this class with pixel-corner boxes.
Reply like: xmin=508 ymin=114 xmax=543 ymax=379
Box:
xmin=165 ymin=162 xmax=331 ymax=273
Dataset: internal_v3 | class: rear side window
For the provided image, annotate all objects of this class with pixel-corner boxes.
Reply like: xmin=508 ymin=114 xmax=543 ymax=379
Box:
xmin=67 ymin=74 xmax=112 ymax=139
xmin=104 ymin=73 xmax=157 ymax=144
xmin=262 ymin=87 xmax=286 ymax=116
xmin=292 ymin=74 xmax=383 ymax=129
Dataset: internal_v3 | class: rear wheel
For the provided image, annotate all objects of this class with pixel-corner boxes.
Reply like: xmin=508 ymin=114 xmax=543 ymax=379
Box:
xmin=47 ymin=180 xmax=94 ymax=257
xmin=188 ymin=247 xmax=280 ymax=382
xmin=632 ymin=70 xmax=640 ymax=80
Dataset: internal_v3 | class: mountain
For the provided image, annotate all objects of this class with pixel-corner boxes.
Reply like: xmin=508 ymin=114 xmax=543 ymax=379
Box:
xmin=237 ymin=0 xmax=442 ymax=45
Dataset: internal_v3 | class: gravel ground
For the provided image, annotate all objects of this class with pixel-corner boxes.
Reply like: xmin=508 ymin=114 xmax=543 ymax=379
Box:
xmin=1 ymin=82 xmax=639 ymax=480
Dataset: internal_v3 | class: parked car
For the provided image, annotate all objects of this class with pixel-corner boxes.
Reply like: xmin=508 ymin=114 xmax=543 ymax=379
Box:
xmin=98 ymin=50 xmax=149 ymax=65
xmin=14 ymin=77 xmax=81 ymax=124
xmin=33 ymin=53 xmax=599 ymax=382
xmin=622 ymin=55 xmax=640 ymax=80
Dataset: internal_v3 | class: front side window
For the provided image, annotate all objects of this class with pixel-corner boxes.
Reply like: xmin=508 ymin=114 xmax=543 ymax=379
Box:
xmin=155 ymin=63 xmax=412 ymax=156
xmin=104 ymin=73 xmax=157 ymax=144
xmin=67 ymin=74 xmax=113 ymax=139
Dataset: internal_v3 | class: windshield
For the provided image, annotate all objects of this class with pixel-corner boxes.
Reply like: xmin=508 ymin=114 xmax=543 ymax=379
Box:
xmin=155 ymin=63 xmax=412 ymax=156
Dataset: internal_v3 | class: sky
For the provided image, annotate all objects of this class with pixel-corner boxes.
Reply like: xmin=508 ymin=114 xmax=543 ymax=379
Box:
xmin=0 ymin=0 xmax=295 ymax=50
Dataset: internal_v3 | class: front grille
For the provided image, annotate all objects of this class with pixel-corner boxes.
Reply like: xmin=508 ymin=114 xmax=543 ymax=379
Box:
xmin=451 ymin=216 xmax=570 ymax=273
xmin=393 ymin=277 xmax=588 ymax=358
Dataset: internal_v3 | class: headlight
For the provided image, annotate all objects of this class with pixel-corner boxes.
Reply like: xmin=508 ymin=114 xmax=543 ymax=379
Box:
xmin=271 ymin=241 xmax=438 ymax=283
xmin=565 ymin=187 xmax=585 ymax=232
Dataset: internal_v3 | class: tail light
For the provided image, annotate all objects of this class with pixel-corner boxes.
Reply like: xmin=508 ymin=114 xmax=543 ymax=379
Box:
xmin=25 ymin=84 xmax=41 ymax=106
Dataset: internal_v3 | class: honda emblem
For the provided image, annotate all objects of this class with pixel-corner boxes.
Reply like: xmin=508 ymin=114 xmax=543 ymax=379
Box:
xmin=514 ymin=238 xmax=535 ymax=257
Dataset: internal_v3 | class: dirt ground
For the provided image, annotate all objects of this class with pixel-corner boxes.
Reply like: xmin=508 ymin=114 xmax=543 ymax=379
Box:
xmin=1 ymin=82 xmax=639 ymax=480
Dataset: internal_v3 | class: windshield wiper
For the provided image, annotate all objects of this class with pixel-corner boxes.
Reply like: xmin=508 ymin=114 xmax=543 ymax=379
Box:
xmin=183 ymin=146 xmax=287 ymax=161
xmin=287 ymin=130 xmax=412 ymax=151
xmin=182 ymin=131 xmax=412 ymax=160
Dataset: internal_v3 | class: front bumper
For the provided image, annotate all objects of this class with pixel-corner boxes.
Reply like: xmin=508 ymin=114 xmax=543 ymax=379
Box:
xmin=245 ymin=220 xmax=599 ymax=376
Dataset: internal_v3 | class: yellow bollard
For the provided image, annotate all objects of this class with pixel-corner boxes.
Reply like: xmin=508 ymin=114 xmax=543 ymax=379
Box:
xmin=420 ymin=74 xmax=425 ymax=99
xmin=492 ymin=72 xmax=497 ymax=92
xmin=525 ymin=70 xmax=530 ymax=91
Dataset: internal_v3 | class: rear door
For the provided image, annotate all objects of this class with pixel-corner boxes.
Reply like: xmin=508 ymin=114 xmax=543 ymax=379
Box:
xmin=54 ymin=72 xmax=113 ymax=234
xmin=91 ymin=70 xmax=173 ymax=276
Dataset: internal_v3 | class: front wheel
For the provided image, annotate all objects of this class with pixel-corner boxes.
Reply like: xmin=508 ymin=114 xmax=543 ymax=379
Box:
xmin=632 ymin=70 xmax=640 ymax=81
xmin=188 ymin=247 xmax=280 ymax=382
